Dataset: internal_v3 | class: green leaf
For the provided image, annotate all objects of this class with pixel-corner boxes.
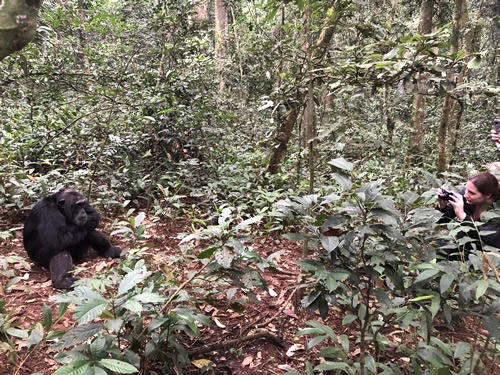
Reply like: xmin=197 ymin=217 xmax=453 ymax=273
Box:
xmin=481 ymin=316 xmax=500 ymax=340
xmin=339 ymin=334 xmax=349 ymax=353
xmin=197 ymin=246 xmax=217 ymax=259
xmin=439 ymin=273 xmax=455 ymax=293
xmin=430 ymin=337 xmax=453 ymax=357
xmin=99 ymin=359 xmax=138 ymax=373
xmin=331 ymin=172 xmax=352 ymax=189
xmin=294 ymin=259 xmax=324 ymax=271
xmin=315 ymin=362 xmax=350 ymax=371
xmin=453 ymin=342 xmax=470 ymax=358
xmin=305 ymin=360 xmax=314 ymax=375
xmin=365 ymin=354 xmax=377 ymax=373
xmin=430 ymin=293 xmax=440 ymax=319
xmin=54 ymin=360 xmax=90 ymax=375
xmin=320 ymin=235 xmax=340 ymax=253
xmin=296 ymin=327 xmax=325 ymax=337
xmin=215 ymin=247 xmax=234 ymax=268
xmin=342 ymin=314 xmax=357 ymax=325
xmin=306 ymin=335 xmax=327 ymax=350
xmin=118 ymin=268 xmax=147 ymax=296
xmin=43 ymin=304 xmax=53 ymax=330
xmin=55 ymin=323 xmax=103 ymax=349
xmin=74 ymin=300 xmax=108 ymax=324
xmin=305 ymin=320 xmax=336 ymax=339
xmin=123 ymin=299 xmax=143 ymax=313
xmin=132 ymin=292 xmax=165 ymax=304
xmin=89 ymin=336 xmax=106 ymax=356
xmin=234 ymin=215 xmax=262 ymax=231
xmin=475 ymin=279 xmax=489 ymax=300
xmin=6 ymin=328 xmax=28 ymax=339
xmin=414 ymin=269 xmax=441 ymax=283
xmin=83 ymin=366 xmax=107 ymax=375
xmin=358 ymin=303 xmax=367 ymax=321
xmin=408 ymin=295 xmax=434 ymax=302
xmin=26 ymin=323 xmax=44 ymax=347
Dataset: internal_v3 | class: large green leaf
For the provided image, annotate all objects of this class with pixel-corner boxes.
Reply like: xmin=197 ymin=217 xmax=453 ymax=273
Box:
xmin=118 ymin=268 xmax=148 ymax=296
xmin=53 ymin=360 xmax=90 ymax=375
xmin=328 ymin=158 xmax=353 ymax=172
xmin=74 ymin=300 xmax=108 ymax=324
xmin=99 ymin=359 xmax=138 ymax=374
xmin=55 ymin=323 xmax=103 ymax=349
xmin=132 ymin=292 xmax=165 ymax=304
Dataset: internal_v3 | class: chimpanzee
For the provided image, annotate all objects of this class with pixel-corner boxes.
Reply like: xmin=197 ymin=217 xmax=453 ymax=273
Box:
xmin=23 ymin=189 xmax=122 ymax=289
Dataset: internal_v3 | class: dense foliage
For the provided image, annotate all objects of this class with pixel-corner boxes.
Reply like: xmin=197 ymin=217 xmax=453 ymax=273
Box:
xmin=1 ymin=0 xmax=499 ymax=374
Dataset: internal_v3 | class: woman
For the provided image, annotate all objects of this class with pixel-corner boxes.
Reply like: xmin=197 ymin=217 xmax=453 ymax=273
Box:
xmin=437 ymin=172 xmax=500 ymax=258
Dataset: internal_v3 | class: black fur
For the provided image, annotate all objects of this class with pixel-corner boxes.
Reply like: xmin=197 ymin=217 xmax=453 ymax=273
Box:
xmin=23 ymin=189 xmax=122 ymax=289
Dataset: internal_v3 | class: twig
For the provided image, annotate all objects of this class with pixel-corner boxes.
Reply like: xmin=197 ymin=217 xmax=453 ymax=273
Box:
xmin=188 ymin=331 xmax=284 ymax=357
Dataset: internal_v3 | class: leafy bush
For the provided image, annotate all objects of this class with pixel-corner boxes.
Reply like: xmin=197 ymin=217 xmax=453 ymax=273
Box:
xmin=279 ymin=162 xmax=499 ymax=374
xmin=49 ymin=257 xmax=210 ymax=374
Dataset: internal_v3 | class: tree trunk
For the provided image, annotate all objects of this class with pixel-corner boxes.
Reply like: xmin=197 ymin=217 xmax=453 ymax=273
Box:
xmin=0 ymin=0 xmax=44 ymax=61
xmin=437 ymin=0 xmax=472 ymax=172
xmin=408 ymin=0 xmax=433 ymax=165
xmin=303 ymin=2 xmax=316 ymax=193
xmin=266 ymin=5 xmax=342 ymax=175
xmin=214 ymin=0 xmax=229 ymax=94
xmin=77 ymin=0 xmax=91 ymax=75
xmin=266 ymin=94 xmax=303 ymax=175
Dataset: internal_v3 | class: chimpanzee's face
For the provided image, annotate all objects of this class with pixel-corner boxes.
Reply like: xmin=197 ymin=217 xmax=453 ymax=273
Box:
xmin=58 ymin=191 xmax=88 ymax=226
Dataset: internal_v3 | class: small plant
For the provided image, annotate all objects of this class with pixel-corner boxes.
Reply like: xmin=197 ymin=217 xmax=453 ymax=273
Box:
xmin=180 ymin=206 xmax=280 ymax=303
xmin=111 ymin=211 xmax=148 ymax=243
xmin=49 ymin=258 xmax=210 ymax=374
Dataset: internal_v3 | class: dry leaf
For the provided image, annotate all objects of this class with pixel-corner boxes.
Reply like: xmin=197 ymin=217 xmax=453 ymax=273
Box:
xmin=241 ymin=355 xmax=254 ymax=367
xmin=214 ymin=317 xmax=226 ymax=328
xmin=286 ymin=343 xmax=304 ymax=357
xmin=191 ymin=358 xmax=215 ymax=369
xmin=283 ymin=309 xmax=299 ymax=319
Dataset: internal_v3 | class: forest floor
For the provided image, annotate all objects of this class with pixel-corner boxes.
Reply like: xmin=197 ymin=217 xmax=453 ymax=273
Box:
xmin=0 ymin=215 xmax=498 ymax=375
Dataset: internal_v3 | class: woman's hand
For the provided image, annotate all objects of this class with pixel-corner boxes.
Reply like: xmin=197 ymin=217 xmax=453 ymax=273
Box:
xmin=448 ymin=192 xmax=466 ymax=221
xmin=437 ymin=186 xmax=450 ymax=209
xmin=491 ymin=129 xmax=500 ymax=143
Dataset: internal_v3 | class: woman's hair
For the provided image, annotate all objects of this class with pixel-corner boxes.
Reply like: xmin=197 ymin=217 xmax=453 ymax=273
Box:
xmin=468 ymin=172 xmax=499 ymax=200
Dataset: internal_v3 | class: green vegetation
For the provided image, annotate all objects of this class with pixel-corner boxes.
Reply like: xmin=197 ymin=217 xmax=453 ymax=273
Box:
xmin=0 ymin=0 xmax=498 ymax=374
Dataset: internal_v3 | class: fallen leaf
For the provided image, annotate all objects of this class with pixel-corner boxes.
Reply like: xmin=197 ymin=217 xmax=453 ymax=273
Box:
xmin=214 ymin=317 xmax=226 ymax=328
xmin=286 ymin=343 xmax=304 ymax=357
xmin=283 ymin=309 xmax=299 ymax=319
xmin=191 ymin=358 xmax=215 ymax=369
xmin=242 ymin=355 xmax=254 ymax=367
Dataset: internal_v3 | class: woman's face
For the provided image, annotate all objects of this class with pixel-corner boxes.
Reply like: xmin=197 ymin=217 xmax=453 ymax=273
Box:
xmin=464 ymin=181 xmax=491 ymax=205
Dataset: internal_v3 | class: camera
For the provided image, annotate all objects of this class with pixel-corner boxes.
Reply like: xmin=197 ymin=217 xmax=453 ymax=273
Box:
xmin=492 ymin=119 xmax=500 ymax=134
xmin=438 ymin=189 xmax=453 ymax=201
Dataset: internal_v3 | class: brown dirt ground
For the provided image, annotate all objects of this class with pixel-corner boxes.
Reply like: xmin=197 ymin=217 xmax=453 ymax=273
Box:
xmin=0 ymin=214 xmax=498 ymax=375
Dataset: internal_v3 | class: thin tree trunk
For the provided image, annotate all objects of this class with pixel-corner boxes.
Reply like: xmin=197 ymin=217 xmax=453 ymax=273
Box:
xmin=409 ymin=0 xmax=433 ymax=165
xmin=303 ymin=2 xmax=316 ymax=194
xmin=266 ymin=5 xmax=342 ymax=175
xmin=265 ymin=95 xmax=303 ymax=175
xmin=214 ymin=0 xmax=229 ymax=94
xmin=438 ymin=0 xmax=472 ymax=171
xmin=446 ymin=0 xmax=473 ymax=164
xmin=77 ymin=0 xmax=91 ymax=76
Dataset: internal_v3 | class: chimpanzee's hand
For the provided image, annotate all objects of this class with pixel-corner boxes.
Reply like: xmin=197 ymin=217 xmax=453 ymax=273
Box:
xmin=101 ymin=246 xmax=122 ymax=259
